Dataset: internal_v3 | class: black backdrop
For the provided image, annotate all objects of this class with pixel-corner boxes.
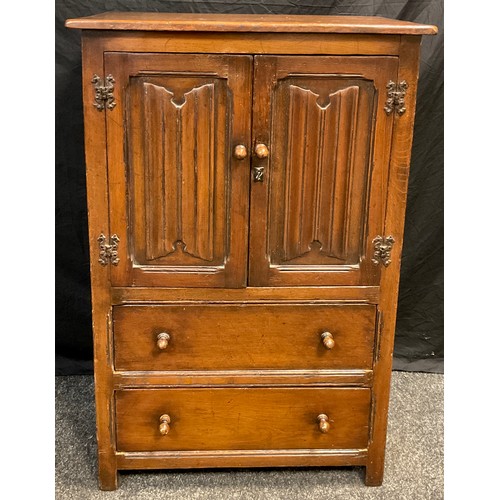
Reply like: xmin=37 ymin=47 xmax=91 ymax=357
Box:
xmin=55 ymin=0 xmax=443 ymax=375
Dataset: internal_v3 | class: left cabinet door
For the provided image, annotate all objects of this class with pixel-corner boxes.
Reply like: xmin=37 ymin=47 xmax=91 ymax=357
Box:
xmin=104 ymin=53 xmax=253 ymax=287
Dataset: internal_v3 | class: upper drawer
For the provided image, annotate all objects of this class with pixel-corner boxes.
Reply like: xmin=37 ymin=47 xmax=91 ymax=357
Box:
xmin=113 ymin=304 xmax=376 ymax=371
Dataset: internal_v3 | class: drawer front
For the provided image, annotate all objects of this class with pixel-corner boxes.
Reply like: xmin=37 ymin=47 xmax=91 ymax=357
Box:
xmin=115 ymin=387 xmax=370 ymax=452
xmin=113 ymin=304 xmax=376 ymax=371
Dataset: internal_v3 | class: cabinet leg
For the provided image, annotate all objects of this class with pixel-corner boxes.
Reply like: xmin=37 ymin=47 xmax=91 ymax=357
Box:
xmin=98 ymin=454 xmax=118 ymax=491
xmin=364 ymin=462 xmax=384 ymax=486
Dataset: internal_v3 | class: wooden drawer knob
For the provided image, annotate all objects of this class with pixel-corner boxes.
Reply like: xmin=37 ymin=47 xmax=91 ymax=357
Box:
xmin=157 ymin=332 xmax=171 ymax=350
xmin=254 ymin=143 xmax=269 ymax=159
xmin=321 ymin=331 xmax=335 ymax=349
xmin=317 ymin=414 xmax=331 ymax=433
xmin=159 ymin=414 xmax=171 ymax=435
xmin=233 ymin=144 xmax=248 ymax=160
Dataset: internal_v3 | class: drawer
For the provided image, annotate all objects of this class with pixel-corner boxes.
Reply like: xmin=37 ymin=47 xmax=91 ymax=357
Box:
xmin=113 ymin=304 xmax=376 ymax=371
xmin=115 ymin=387 xmax=370 ymax=452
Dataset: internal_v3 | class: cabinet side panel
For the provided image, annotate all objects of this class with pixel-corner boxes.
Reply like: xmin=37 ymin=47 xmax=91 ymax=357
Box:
xmin=366 ymin=36 xmax=422 ymax=486
xmin=81 ymin=33 xmax=117 ymax=490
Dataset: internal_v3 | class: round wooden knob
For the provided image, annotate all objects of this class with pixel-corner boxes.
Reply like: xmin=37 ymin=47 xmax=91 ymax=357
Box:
xmin=233 ymin=144 xmax=248 ymax=160
xmin=321 ymin=331 xmax=335 ymax=349
xmin=317 ymin=414 xmax=331 ymax=433
xmin=157 ymin=332 xmax=170 ymax=350
xmin=254 ymin=143 xmax=269 ymax=159
xmin=159 ymin=414 xmax=171 ymax=435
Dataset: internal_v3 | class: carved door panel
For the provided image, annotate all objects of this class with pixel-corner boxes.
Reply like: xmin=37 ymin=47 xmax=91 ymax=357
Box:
xmin=248 ymin=56 xmax=398 ymax=286
xmin=104 ymin=53 xmax=252 ymax=287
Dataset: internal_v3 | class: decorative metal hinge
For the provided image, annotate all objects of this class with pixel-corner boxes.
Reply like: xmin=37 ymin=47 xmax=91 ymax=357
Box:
xmin=98 ymin=233 xmax=120 ymax=266
xmin=372 ymin=235 xmax=395 ymax=267
xmin=92 ymin=74 xmax=116 ymax=111
xmin=384 ymin=80 xmax=408 ymax=115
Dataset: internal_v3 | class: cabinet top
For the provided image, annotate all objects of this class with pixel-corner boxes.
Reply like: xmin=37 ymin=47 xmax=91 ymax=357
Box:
xmin=65 ymin=12 xmax=437 ymax=35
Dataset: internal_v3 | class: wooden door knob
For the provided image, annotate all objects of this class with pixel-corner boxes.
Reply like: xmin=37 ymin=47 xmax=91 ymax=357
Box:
xmin=159 ymin=414 xmax=171 ymax=435
xmin=157 ymin=332 xmax=171 ymax=350
xmin=321 ymin=331 xmax=335 ymax=349
xmin=254 ymin=143 xmax=269 ymax=159
xmin=317 ymin=414 xmax=331 ymax=433
xmin=233 ymin=144 xmax=248 ymax=160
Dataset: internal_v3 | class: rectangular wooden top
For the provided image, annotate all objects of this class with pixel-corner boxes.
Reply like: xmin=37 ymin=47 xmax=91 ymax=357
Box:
xmin=65 ymin=12 xmax=437 ymax=35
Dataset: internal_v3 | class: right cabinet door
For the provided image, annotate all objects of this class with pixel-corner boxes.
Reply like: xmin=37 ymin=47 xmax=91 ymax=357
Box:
xmin=249 ymin=56 xmax=399 ymax=286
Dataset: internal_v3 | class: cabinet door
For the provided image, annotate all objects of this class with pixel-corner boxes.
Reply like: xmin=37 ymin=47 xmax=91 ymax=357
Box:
xmin=104 ymin=53 xmax=252 ymax=287
xmin=249 ymin=56 xmax=398 ymax=286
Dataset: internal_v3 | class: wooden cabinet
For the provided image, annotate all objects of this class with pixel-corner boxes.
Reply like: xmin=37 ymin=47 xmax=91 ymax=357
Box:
xmin=66 ymin=12 xmax=437 ymax=490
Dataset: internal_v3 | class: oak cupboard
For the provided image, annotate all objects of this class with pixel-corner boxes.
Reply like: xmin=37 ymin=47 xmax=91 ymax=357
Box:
xmin=65 ymin=12 xmax=437 ymax=490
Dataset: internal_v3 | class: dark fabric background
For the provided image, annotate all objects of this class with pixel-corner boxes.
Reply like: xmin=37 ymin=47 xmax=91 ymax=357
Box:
xmin=55 ymin=0 xmax=443 ymax=375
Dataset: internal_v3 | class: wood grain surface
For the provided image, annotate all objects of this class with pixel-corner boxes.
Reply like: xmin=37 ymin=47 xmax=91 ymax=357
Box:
xmin=365 ymin=35 xmax=423 ymax=487
xmin=116 ymin=448 xmax=368 ymax=470
xmin=66 ymin=12 xmax=437 ymax=35
xmin=111 ymin=286 xmax=380 ymax=304
xmin=78 ymin=31 xmax=403 ymax=56
xmin=80 ymin=32 xmax=118 ymax=491
xmin=113 ymin=304 xmax=376 ymax=371
xmin=115 ymin=387 xmax=371 ymax=452
xmin=249 ymin=55 xmax=398 ymax=287
xmin=103 ymin=52 xmax=252 ymax=288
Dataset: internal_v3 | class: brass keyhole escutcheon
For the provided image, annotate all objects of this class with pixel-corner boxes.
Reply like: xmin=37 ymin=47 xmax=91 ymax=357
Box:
xmin=253 ymin=166 xmax=265 ymax=182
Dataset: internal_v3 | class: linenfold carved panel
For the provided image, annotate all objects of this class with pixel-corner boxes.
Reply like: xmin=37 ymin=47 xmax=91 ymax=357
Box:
xmin=142 ymin=82 xmax=215 ymax=262
xmin=129 ymin=76 xmax=226 ymax=267
xmin=269 ymin=78 xmax=375 ymax=267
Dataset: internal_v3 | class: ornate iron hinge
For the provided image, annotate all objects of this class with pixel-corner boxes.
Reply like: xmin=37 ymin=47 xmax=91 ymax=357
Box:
xmin=92 ymin=74 xmax=116 ymax=111
xmin=98 ymin=233 xmax=120 ymax=266
xmin=372 ymin=235 xmax=395 ymax=267
xmin=384 ymin=80 xmax=408 ymax=115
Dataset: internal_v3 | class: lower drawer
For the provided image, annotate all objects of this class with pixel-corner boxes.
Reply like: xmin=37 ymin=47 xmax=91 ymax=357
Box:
xmin=115 ymin=387 xmax=370 ymax=452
